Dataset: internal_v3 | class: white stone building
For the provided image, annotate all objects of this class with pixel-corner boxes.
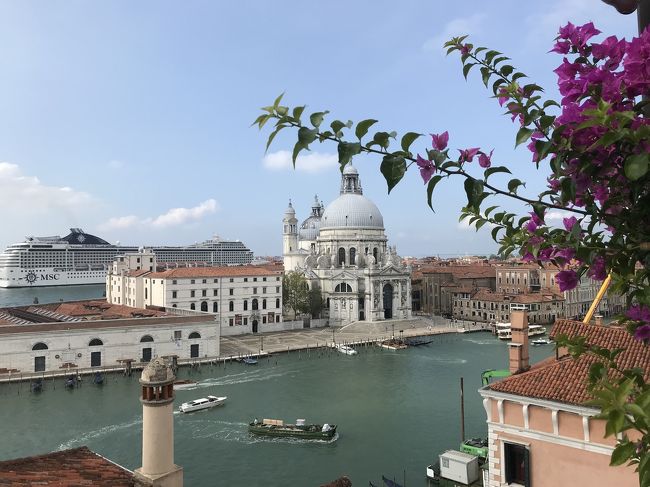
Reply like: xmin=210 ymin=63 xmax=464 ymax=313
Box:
xmin=283 ymin=164 xmax=412 ymax=325
xmin=0 ymin=301 xmax=219 ymax=374
xmin=107 ymin=260 xmax=284 ymax=334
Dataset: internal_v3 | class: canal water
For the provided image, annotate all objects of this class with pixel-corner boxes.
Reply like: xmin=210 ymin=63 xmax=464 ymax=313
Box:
xmin=0 ymin=284 xmax=105 ymax=307
xmin=0 ymin=333 xmax=553 ymax=486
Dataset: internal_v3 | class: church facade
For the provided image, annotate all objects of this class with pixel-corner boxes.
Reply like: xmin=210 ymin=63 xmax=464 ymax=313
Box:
xmin=283 ymin=164 xmax=412 ymax=325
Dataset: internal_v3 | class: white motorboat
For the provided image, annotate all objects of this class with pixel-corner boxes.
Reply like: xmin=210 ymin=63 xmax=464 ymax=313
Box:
xmin=179 ymin=395 xmax=227 ymax=413
xmin=335 ymin=344 xmax=358 ymax=355
xmin=497 ymin=324 xmax=546 ymax=340
xmin=532 ymin=338 xmax=551 ymax=345
xmin=173 ymin=380 xmax=198 ymax=391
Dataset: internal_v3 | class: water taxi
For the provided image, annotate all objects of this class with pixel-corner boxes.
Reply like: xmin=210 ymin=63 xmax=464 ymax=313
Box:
xmin=179 ymin=395 xmax=227 ymax=413
xmin=497 ymin=324 xmax=546 ymax=340
xmin=248 ymin=418 xmax=336 ymax=439
xmin=335 ymin=344 xmax=357 ymax=355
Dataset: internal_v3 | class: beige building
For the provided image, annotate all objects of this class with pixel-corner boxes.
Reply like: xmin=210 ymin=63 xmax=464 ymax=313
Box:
xmin=451 ymin=288 xmax=564 ymax=324
xmin=480 ymin=317 xmax=644 ymax=487
xmin=107 ymin=253 xmax=284 ymax=335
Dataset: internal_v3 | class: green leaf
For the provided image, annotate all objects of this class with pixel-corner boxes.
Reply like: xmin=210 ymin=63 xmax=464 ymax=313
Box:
xmin=337 ymin=142 xmax=362 ymax=166
xmin=355 ymin=119 xmax=379 ymax=140
xmin=624 ymin=154 xmax=649 ymax=181
xmin=400 ymin=132 xmax=422 ymax=152
xmin=370 ymin=131 xmax=392 ymax=150
xmin=480 ymin=67 xmax=490 ymax=87
xmin=426 ymin=175 xmax=443 ymax=210
xmin=605 ymin=410 xmax=625 ymax=437
xmin=463 ymin=178 xmax=484 ymax=210
xmin=492 ymin=56 xmax=509 ymax=66
xmin=272 ymin=93 xmax=285 ymax=110
xmin=265 ymin=124 xmax=286 ymax=152
xmin=492 ymin=78 xmax=507 ymax=95
xmin=309 ymin=111 xmax=329 ymax=128
xmin=484 ymin=166 xmax=512 ymax=179
xmin=610 ymin=441 xmax=636 ymax=466
xmin=252 ymin=113 xmax=271 ymax=129
xmin=463 ymin=63 xmax=476 ymax=79
xmin=500 ymin=65 xmax=514 ymax=77
xmin=491 ymin=226 xmax=502 ymax=242
xmin=532 ymin=202 xmax=546 ymax=221
xmin=380 ymin=154 xmax=406 ymax=194
xmin=292 ymin=106 xmax=306 ymax=121
xmin=292 ymin=141 xmax=305 ymax=166
xmin=298 ymin=126 xmax=317 ymax=146
xmin=330 ymin=120 xmax=346 ymax=136
xmin=484 ymin=50 xmax=500 ymax=64
xmin=507 ymin=178 xmax=525 ymax=194
xmin=515 ymin=127 xmax=534 ymax=147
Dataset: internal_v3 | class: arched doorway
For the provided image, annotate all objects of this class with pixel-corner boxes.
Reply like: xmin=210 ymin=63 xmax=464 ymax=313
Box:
xmin=383 ymin=283 xmax=393 ymax=319
xmin=200 ymin=301 xmax=208 ymax=312
xmin=252 ymin=320 xmax=258 ymax=333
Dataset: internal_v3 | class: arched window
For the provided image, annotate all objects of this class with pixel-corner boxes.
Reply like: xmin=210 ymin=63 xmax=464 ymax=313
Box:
xmin=373 ymin=247 xmax=378 ymax=263
xmin=262 ymin=299 xmax=267 ymax=310
xmin=213 ymin=302 xmax=218 ymax=313
xmin=200 ymin=301 xmax=208 ymax=312
xmin=188 ymin=332 xmax=201 ymax=339
xmin=244 ymin=300 xmax=248 ymax=311
xmin=338 ymin=247 xmax=346 ymax=266
xmin=252 ymin=298 xmax=259 ymax=310
xmin=349 ymin=248 xmax=356 ymax=266
xmin=172 ymin=304 xmax=177 ymax=308
xmin=140 ymin=335 xmax=154 ymax=343
xmin=190 ymin=303 xmax=196 ymax=310
xmin=32 ymin=342 xmax=48 ymax=351
xmin=334 ymin=282 xmax=353 ymax=293
xmin=89 ymin=338 xmax=103 ymax=346
xmin=276 ymin=298 xmax=280 ymax=308
xmin=229 ymin=301 xmax=234 ymax=312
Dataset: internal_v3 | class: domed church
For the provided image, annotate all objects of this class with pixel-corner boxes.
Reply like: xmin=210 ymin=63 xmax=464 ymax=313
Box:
xmin=283 ymin=164 xmax=412 ymax=324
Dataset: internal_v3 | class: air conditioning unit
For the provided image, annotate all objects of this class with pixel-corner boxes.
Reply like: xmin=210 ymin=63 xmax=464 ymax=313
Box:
xmin=439 ymin=450 xmax=479 ymax=485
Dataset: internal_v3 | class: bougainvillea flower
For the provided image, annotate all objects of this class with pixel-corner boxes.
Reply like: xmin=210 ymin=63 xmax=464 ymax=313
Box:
xmin=553 ymin=247 xmax=575 ymax=265
xmin=634 ymin=324 xmax=650 ymax=343
xmin=587 ymin=255 xmax=607 ymax=281
xmin=458 ymin=148 xmax=480 ymax=163
xmin=430 ymin=131 xmax=449 ymax=151
xmin=563 ymin=216 xmax=578 ymax=232
xmin=416 ymin=154 xmax=436 ymax=184
xmin=478 ymin=150 xmax=493 ymax=168
xmin=556 ymin=269 xmax=579 ymax=291
xmin=627 ymin=304 xmax=650 ymax=322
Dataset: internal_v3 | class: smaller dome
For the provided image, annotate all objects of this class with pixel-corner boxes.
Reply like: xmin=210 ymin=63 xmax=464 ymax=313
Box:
xmin=343 ymin=164 xmax=358 ymax=175
xmin=284 ymin=200 xmax=295 ymax=215
xmin=140 ymin=357 xmax=175 ymax=384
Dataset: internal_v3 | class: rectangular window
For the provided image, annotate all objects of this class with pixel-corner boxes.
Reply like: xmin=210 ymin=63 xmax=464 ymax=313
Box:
xmin=263 ymin=287 xmax=266 ymax=294
xmin=276 ymin=286 xmax=280 ymax=293
xmin=191 ymin=290 xmax=195 ymax=298
xmin=191 ymin=279 xmax=195 ymax=284
xmin=202 ymin=289 xmax=207 ymax=297
xmin=214 ymin=279 xmax=218 ymax=283
xmin=504 ymin=443 xmax=530 ymax=487
xmin=229 ymin=288 xmax=234 ymax=295
xmin=172 ymin=291 xmax=177 ymax=299
xmin=244 ymin=278 xmax=248 ymax=282
xmin=172 ymin=280 xmax=177 ymax=285
xmin=263 ymin=277 xmax=267 ymax=281
xmin=213 ymin=289 xmax=218 ymax=296
xmin=253 ymin=287 xmax=257 ymax=294
xmin=202 ymin=279 xmax=207 ymax=284
xmin=230 ymin=278 xmax=234 ymax=282
xmin=174 ymin=330 xmax=182 ymax=340
xmin=229 ymin=318 xmax=234 ymax=326
xmin=253 ymin=277 xmax=257 ymax=282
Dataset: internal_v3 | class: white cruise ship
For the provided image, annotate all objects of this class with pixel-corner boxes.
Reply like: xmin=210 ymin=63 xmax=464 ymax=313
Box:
xmin=0 ymin=228 xmax=254 ymax=288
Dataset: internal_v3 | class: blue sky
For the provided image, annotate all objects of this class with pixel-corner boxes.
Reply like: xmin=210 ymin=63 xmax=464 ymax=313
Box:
xmin=0 ymin=1 xmax=638 ymax=257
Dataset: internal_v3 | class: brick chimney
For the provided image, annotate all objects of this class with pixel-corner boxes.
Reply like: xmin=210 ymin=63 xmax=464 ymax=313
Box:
xmin=508 ymin=308 xmax=530 ymax=374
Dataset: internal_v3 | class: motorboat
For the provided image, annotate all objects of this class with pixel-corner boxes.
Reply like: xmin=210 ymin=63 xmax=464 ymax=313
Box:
xmin=93 ymin=372 xmax=104 ymax=385
xmin=248 ymin=418 xmax=336 ymax=439
xmin=335 ymin=344 xmax=357 ymax=355
xmin=497 ymin=324 xmax=546 ymax=340
xmin=173 ymin=379 xmax=198 ymax=390
xmin=240 ymin=357 xmax=258 ymax=365
xmin=179 ymin=395 xmax=227 ymax=413
xmin=532 ymin=338 xmax=551 ymax=345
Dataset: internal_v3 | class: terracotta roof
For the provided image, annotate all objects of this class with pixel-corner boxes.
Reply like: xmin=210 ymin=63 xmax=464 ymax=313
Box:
xmin=421 ymin=265 xmax=496 ymax=279
xmin=148 ymin=265 xmax=283 ymax=279
xmin=0 ymin=446 xmax=135 ymax=486
xmin=52 ymin=301 xmax=166 ymax=319
xmin=488 ymin=320 xmax=650 ymax=406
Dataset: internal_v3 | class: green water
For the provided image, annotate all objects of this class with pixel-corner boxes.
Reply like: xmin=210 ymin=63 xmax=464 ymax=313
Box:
xmin=0 ymin=284 xmax=105 ymax=307
xmin=0 ymin=334 xmax=553 ymax=486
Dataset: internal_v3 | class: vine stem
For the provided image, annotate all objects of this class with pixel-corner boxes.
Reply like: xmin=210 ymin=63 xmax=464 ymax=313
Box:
xmin=284 ymin=120 xmax=591 ymax=216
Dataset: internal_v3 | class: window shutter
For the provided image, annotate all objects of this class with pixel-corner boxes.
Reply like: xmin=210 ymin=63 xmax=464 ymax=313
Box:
xmin=523 ymin=447 xmax=531 ymax=487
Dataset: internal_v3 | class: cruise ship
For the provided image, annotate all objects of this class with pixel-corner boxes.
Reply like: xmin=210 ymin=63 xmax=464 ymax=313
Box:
xmin=0 ymin=228 xmax=254 ymax=288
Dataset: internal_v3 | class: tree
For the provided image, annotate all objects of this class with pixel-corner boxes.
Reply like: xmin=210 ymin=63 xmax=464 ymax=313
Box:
xmin=282 ymin=271 xmax=309 ymax=319
xmin=308 ymin=286 xmax=324 ymax=318
xmin=257 ymin=23 xmax=650 ymax=485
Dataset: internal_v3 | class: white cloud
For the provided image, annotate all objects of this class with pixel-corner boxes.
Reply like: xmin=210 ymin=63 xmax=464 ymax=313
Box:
xmin=263 ymin=150 xmax=338 ymax=173
xmin=545 ymin=209 xmax=572 ymax=221
xmin=457 ymin=217 xmax=495 ymax=231
xmin=107 ymin=160 xmax=125 ymax=170
xmin=422 ymin=13 xmax=486 ymax=54
xmin=0 ymin=162 xmax=93 ymax=213
xmin=99 ymin=199 xmax=219 ymax=231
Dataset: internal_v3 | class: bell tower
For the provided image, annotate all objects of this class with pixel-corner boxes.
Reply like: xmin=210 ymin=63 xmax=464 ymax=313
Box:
xmin=283 ymin=200 xmax=298 ymax=255
xmin=134 ymin=357 xmax=183 ymax=487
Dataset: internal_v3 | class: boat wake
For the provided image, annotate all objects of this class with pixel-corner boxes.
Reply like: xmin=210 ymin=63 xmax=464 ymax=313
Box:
xmin=193 ymin=369 xmax=294 ymax=388
xmin=57 ymin=417 xmax=141 ymax=451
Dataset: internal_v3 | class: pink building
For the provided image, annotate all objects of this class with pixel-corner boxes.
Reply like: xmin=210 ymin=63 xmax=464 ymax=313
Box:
xmin=479 ymin=316 xmax=647 ymax=487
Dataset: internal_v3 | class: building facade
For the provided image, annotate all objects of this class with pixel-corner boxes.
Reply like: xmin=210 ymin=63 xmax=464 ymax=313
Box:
xmin=107 ymin=259 xmax=284 ymax=334
xmin=283 ymin=164 xmax=411 ymax=325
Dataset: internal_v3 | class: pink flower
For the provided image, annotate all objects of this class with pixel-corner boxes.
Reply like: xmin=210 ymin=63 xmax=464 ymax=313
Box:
xmin=458 ymin=148 xmax=480 ymax=163
xmin=430 ymin=131 xmax=449 ymax=151
xmin=497 ymin=88 xmax=509 ymax=107
xmin=623 ymin=26 xmax=650 ymax=97
xmin=587 ymin=255 xmax=607 ymax=281
xmin=634 ymin=324 xmax=650 ymax=343
xmin=478 ymin=150 xmax=493 ymax=168
xmin=563 ymin=216 xmax=578 ymax=232
xmin=416 ymin=154 xmax=436 ymax=184
xmin=522 ymin=252 xmax=535 ymax=262
xmin=460 ymin=44 xmax=470 ymax=55
xmin=553 ymin=247 xmax=575 ymax=265
xmin=591 ymin=35 xmax=627 ymax=68
xmin=626 ymin=304 xmax=650 ymax=323
xmin=556 ymin=269 xmax=579 ymax=291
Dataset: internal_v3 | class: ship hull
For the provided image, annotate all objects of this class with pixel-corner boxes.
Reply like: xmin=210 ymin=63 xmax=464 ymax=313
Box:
xmin=0 ymin=267 xmax=106 ymax=288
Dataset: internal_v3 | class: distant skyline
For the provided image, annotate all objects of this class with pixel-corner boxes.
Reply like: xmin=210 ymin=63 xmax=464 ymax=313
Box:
xmin=0 ymin=1 xmax=638 ymax=257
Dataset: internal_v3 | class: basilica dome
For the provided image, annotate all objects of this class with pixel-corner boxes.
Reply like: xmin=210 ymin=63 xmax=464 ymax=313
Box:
xmin=321 ymin=164 xmax=384 ymax=230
